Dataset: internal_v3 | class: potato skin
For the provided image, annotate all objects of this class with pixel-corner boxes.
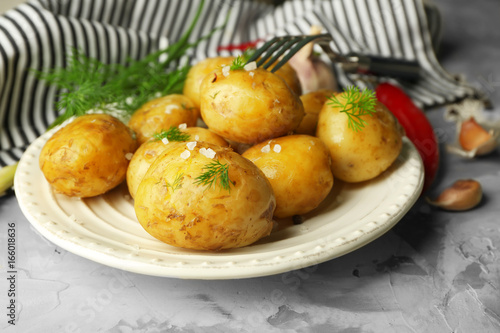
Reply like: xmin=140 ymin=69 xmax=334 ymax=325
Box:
xmin=316 ymin=98 xmax=404 ymax=183
xmin=134 ymin=142 xmax=276 ymax=250
xmin=243 ymin=135 xmax=334 ymax=218
xmin=273 ymin=62 xmax=302 ymax=96
xmin=126 ymin=140 xmax=174 ymax=199
xmin=126 ymin=127 xmax=229 ymax=199
xmin=128 ymin=94 xmax=199 ymax=145
xmin=181 ymin=127 xmax=229 ymax=147
xmin=39 ymin=114 xmax=137 ymax=197
xmin=183 ymin=56 xmax=236 ymax=109
xmin=295 ymin=89 xmax=336 ymax=135
xmin=200 ymin=67 xmax=304 ymax=144
xmin=183 ymin=56 xmax=302 ymax=109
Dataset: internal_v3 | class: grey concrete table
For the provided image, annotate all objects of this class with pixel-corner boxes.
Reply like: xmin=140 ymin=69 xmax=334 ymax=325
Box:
xmin=1 ymin=0 xmax=500 ymax=332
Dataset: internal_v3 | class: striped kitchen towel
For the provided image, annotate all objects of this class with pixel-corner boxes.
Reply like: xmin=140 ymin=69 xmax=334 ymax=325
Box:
xmin=0 ymin=0 xmax=477 ymax=165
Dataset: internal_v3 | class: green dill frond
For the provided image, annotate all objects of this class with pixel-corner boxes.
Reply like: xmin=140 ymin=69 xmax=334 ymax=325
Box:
xmin=242 ymin=47 xmax=256 ymax=61
xmin=34 ymin=48 xmax=115 ymax=129
xmin=209 ymin=91 xmax=221 ymax=100
xmin=328 ymin=86 xmax=377 ymax=132
xmin=194 ymin=160 xmax=233 ymax=192
xmin=230 ymin=49 xmax=255 ymax=71
xmin=165 ymin=172 xmax=184 ymax=192
xmin=230 ymin=56 xmax=246 ymax=70
xmin=180 ymin=102 xmax=196 ymax=111
xmin=152 ymin=126 xmax=191 ymax=142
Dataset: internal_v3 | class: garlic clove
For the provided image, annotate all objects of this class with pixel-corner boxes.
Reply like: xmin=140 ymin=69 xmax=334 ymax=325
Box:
xmin=458 ymin=117 xmax=498 ymax=155
xmin=426 ymin=179 xmax=482 ymax=211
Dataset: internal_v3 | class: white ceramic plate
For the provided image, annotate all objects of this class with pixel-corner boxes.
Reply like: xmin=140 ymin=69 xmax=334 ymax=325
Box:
xmin=15 ymin=130 xmax=423 ymax=279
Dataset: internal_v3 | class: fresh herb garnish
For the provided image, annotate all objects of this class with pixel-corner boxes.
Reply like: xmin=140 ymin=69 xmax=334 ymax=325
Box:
xmin=35 ymin=0 xmax=226 ymax=129
xmin=165 ymin=172 xmax=184 ymax=192
xmin=229 ymin=49 xmax=255 ymax=71
xmin=230 ymin=55 xmax=246 ymax=70
xmin=152 ymin=126 xmax=191 ymax=142
xmin=209 ymin=91 xmax=221 ymax=100
xmin=194 ymin=160 xmax=233 ymax=192
xmin=180 ymin=103 xmax=196 ymax=111
xmin=328 ymin=86 xmax=377 ymax=132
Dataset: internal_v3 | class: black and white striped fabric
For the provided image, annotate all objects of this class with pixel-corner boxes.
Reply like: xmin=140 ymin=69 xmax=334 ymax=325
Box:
xmin=0 ymin=0 xmax=476 ymax=166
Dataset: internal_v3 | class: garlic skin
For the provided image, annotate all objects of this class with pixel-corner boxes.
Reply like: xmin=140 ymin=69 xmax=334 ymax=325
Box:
xmin=426 ymin=179 xmax=482 ymax=211
xmin=445 ymin=99 xmax=499 ymax=158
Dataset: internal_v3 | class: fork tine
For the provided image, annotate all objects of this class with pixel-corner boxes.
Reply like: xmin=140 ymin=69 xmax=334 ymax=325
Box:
xmin=245 ymin=36 xmax=284 ymax=63
xmin=269 ymin=34 xmax=330 ymax=73
xmin=256 ymin=38 xmax=291 ymax=68
xmin=260 ymin=37 xmax=303 ymax=70
xmin=245 ymin=34 xmax=331 ymax=73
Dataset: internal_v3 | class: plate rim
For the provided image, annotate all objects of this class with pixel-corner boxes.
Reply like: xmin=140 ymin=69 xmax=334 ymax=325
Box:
xmin=14 ymin=130 xmax=424 ymax=280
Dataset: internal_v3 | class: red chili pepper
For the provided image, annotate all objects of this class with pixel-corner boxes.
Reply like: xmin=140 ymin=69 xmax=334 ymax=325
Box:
xmin=217 ymin=39 xmax=263 ymax=53
xmin=375 ymin=82 xmax=439 ymax=193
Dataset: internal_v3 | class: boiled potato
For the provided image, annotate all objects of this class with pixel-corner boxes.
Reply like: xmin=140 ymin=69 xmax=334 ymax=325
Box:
xmin=126 ymin=127 xmax=228 ymax=198
xmin=295 ymin=89 xmax=336 ymax=135
xmin=134 ymin=141 xmax=276 ymax=250
xmin=39 ymin=114 xmax=137 ymax=197
xmin=273 ymin=62 xmax=302 ymax=96
xmin=128 ymin=94 xmax=199 ymax=145
xmin=126 ymin=140 xmax=176 ymax=199
xmin=183 ymin=56 xmax=302 ymax=109
xmin=316 ymin=95 xmax=404 ymax=183
xmin=183 ymin=56 xmax=236 ymax=109
xmin=200 ymin=67 xmax=304 ymax=144
xmin=243 ymin=135 xmax=334 ymax=218
xmin=181 ymin=127 xmax=229 ymax=147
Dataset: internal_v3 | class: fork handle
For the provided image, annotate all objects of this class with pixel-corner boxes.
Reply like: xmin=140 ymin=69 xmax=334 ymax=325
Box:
xmin=346 ymin=53 xmax=421 ymax=81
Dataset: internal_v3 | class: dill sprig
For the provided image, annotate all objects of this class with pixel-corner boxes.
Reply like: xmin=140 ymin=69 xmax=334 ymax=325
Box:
xmin=152 ymin=126 xmax=191 ymax=142
xmin=230 ymin=55 xmax=246 ymax=70
xmin=165 ymin=172 xmax=184 ymax=192
xmin=36 ymin=50 xmax=118 ymax=128
xmin=194 ymin=160 xmax=233 ymax=192
xmin=35 ymin=0 xmax=227 ymax=129
xmin=229 ymin=49 xmax=255 ymax=70
xmin=328 ymin=86 xmax=377 ymax=132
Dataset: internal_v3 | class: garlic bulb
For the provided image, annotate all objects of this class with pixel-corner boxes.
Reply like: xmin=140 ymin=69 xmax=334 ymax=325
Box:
xmin=445 ymin=99 xmax=499 ymax=158
xmin=288 ymin=26 xmax=338 ymax=94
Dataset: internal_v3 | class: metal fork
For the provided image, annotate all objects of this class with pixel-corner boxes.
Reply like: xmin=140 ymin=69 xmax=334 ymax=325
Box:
xmin=245 ymin=34 xmax=421 ymax=80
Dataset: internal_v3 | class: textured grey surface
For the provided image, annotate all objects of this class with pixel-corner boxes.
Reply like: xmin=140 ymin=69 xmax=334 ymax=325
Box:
xmin=1 ymin=0 xmax=500 ymax=332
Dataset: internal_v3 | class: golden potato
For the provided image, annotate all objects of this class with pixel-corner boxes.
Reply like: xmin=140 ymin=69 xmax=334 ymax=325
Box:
xmin=183 ymin=56 xmax=302 ymax=109
xmin=316 ymin=95 xmax=404 ymax=183
xmin=134 ymin=142 xmax=276 ymax=250
xmin=126 ymin=140 xmax=175 ymax=199
xmin=39 ymin=114 xmax=137 ymax=197
xmin=128 ymin=94 xmax=199 ymax=145
xmin=273 ymin=62 xmax=302 ymax=96
xmin=126 ymin=127 xmax=228 ymax=198
xmin=183 ymin=56 xmax=236 ymax=109
xmin=200 ymin=67 xmax=304 ymax=144
xmin=181 ymin=127 xmax=229 ymax=147
xmin=243 ymin=135 xmax=334 ymax=218
xmin=295 ymin=89 xmax=336 ymax=135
